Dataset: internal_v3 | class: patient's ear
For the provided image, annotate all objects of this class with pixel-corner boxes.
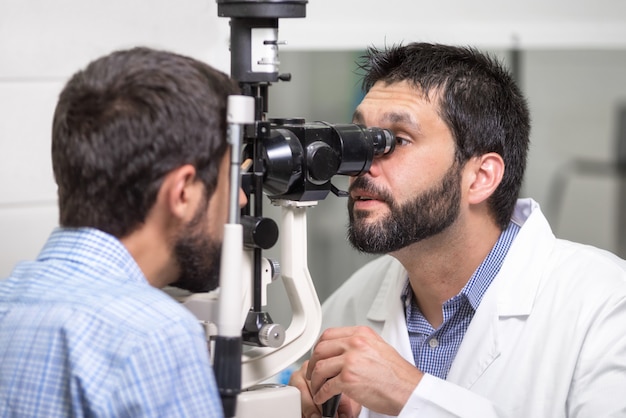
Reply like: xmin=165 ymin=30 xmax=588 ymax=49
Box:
xmin=157 ymin=164 xmax=201 ymax=221
xmin=466 ymin=153 xmax=504 ymax=205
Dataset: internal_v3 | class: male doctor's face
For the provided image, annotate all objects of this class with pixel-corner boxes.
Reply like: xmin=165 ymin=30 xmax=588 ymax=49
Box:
xmin=347 ymin=80 xmax=462 ymax=254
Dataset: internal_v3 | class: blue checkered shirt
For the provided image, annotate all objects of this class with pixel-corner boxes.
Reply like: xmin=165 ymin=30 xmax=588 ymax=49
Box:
xmin=402 ymin=221 xmax=520 ymax=379
xmin=0 ymin=227 xmax=223 ymax=417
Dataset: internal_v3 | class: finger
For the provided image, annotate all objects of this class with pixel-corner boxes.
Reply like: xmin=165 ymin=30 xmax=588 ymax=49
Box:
xmin=290 ymin=361 xmax=314 ymax=396
xmin=316 ymin=326 xmax=358 ymax=342
xmin=314 ymin=326 xmax=371 ymax=348
xmin=288 ymin=362 xmax=322 ymax=418
xmin=307 ymin=344 xmax=344 ymax=384
xmin=302 ymin=398 xmax=322 ymax=418
xmin=307 ymin=328 xmax=361 ymax=380
xmin=307 ymin=340 xmax=344 ymax=380
xmin=288 ymin=362 xmax=307 ymax=390
xmin=309 ymin=356 xmax=346 ymax=396
xmin=312 ymin=374 xmax=340 ymax=405
xmin=337 ymin=395 xmax=361 ymax=418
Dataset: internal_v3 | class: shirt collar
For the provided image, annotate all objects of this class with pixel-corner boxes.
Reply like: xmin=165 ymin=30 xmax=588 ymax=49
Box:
xmin=38 ymin=227 xmax=148 ymax=285
xmin=461 ymin=221 xmax=520 ymax=309
xmin=402 ymin=221 xmax=520 ymax=311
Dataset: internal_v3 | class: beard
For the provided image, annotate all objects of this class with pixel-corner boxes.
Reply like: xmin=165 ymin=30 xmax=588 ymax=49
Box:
xmin=347 ymin=161 xmax=462 ymax=254
xmin=169 ymin=198 xmax=223 ymax=293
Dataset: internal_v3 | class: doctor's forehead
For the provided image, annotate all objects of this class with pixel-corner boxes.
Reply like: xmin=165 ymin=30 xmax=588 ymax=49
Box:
xmin=352 ymin=108 xmax=419 ymax=128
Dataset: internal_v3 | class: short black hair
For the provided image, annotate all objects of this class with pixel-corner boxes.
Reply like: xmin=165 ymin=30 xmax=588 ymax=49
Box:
xmin=52 ymin=47 xmax=239 ymax=237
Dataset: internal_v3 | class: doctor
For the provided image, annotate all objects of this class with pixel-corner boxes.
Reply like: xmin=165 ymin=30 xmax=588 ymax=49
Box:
xmin=289 ymin=42 xmax=626 ymax=417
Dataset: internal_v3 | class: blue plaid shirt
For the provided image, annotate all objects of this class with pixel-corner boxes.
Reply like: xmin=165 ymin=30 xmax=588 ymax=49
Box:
xmin=402 ymin=222 xmax=520 ymax=379
xmin=0 ymin=227 xmax=223 ymax=417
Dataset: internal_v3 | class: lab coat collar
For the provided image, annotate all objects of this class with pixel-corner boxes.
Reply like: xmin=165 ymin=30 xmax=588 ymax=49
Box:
xmin=448 ymin=198 xmax=556 ymax=385
xmin=366 ymin=257 xmax=416 ymax=365
xmin=496 ymin=198 xmax=555 ymax=316
xmin=366 ymin=256 xmax=407 ymax=323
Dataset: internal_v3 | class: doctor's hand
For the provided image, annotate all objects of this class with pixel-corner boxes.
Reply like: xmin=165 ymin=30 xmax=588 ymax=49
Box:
xmin=289 ymin=360 xmax=361 ymax=418
xmin=307 ymin=326 xmax=423 ymax=416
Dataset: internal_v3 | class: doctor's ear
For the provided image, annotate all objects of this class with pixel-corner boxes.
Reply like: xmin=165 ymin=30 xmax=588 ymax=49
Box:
xmin=466 ymin=153 xmax=504 ymax=205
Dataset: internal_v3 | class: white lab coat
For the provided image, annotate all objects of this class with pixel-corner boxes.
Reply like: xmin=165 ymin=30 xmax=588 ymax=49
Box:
xmin=322 ymin=199 xmax=626 ymax=417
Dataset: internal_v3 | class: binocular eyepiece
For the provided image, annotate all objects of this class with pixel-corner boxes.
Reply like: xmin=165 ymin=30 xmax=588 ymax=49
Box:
xmin=258 ymin=119 xmax=395 ymax=201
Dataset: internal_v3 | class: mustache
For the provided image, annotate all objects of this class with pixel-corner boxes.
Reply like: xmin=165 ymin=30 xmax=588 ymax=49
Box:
xmin=348 ymin=176 xmax=394 ymax=204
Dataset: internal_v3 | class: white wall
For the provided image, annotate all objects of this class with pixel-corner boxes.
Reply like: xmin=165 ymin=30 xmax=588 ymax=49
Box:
xmin=522 ymin=50 xmax=626 ymax=251
xmin=280 ymin=0 xmax=626 ymax=50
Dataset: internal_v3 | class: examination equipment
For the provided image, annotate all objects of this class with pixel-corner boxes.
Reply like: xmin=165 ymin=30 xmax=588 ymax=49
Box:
xmin=182 ymin=1 xmax=396 ymax=417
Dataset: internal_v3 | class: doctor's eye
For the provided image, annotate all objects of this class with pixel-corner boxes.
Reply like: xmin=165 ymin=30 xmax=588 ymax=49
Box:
xmin=395 ymin=136 xmax=411 ymax=146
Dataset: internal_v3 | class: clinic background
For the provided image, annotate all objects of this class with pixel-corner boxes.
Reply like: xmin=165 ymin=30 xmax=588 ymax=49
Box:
xmin=2 ymin=0 xmax=626 ymax=326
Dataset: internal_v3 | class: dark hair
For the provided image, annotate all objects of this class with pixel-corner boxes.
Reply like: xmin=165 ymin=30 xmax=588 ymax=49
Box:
xmin=358 ymin=43 xmax=530 ymax=229
xmin=52 ymin=47 xmax=239 ymax=237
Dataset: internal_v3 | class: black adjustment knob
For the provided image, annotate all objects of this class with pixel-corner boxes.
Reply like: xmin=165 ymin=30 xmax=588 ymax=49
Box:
xmin=241 ymin=216 xmax=279 ymax=249
xmin=307 ymin=141 xmax=340 ymax=182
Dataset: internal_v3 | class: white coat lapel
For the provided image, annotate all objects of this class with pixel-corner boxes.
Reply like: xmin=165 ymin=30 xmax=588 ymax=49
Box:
xmin=447 ymin=199 xmax=555 ymax=387
xmin=446 ymin=279 xmax=500 ymax=386
xmin=366 ymin=259 xmax=415 ymax=365
xmin=380 ymin=296 xmax=415 ymax=366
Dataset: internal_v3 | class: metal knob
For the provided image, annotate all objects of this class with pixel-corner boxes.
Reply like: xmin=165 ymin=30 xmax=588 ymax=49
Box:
xmin=258 ymin=323 xmax=286 ymax=348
